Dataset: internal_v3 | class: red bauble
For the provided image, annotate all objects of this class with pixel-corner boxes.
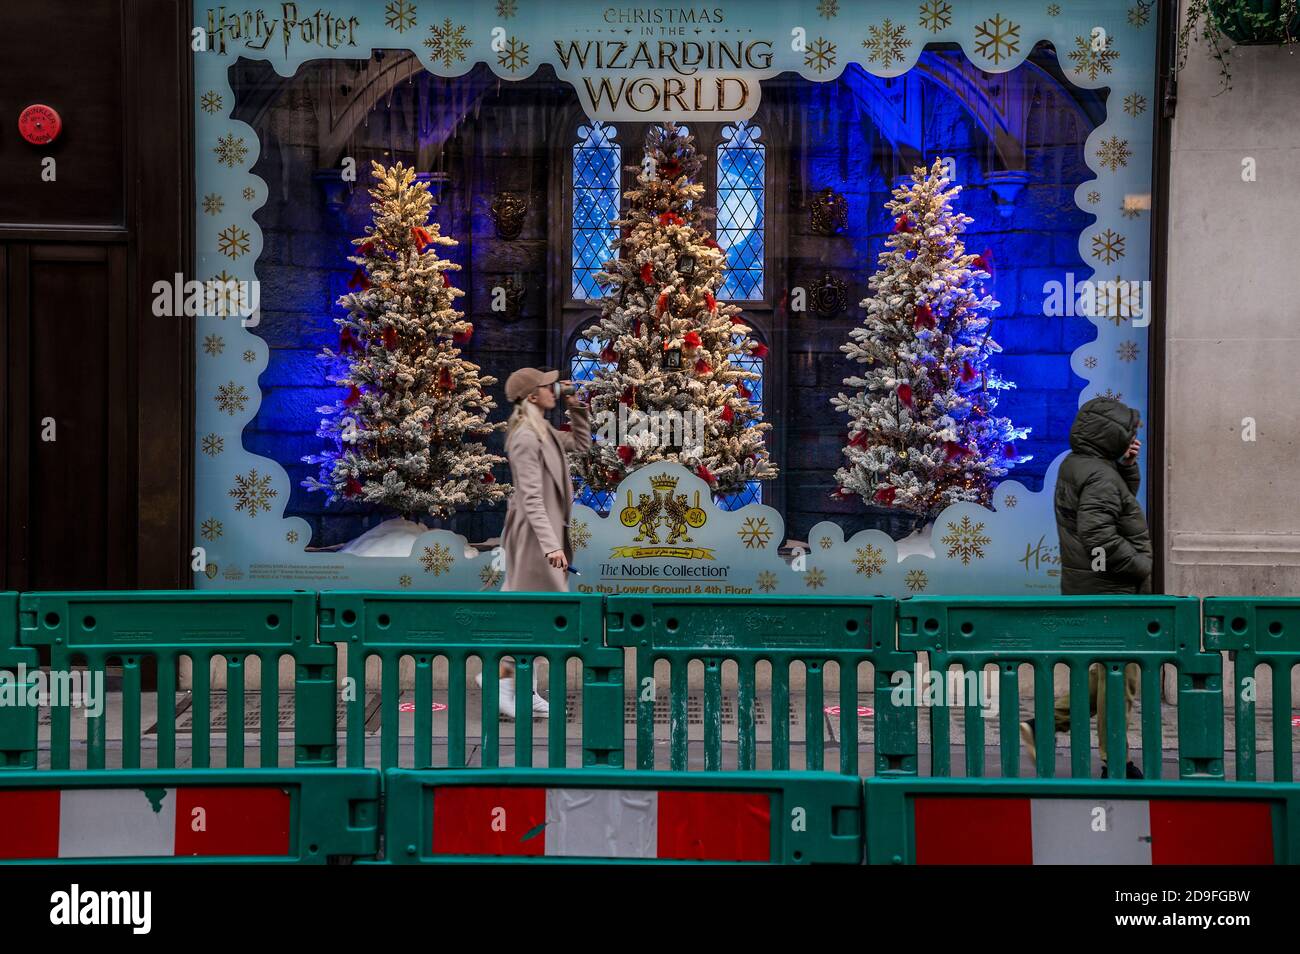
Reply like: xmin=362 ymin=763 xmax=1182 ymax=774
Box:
xmin=893 ymin=216 xmax=913 ymax=234
xmin=750 ymin=343 xmax=769 ymax=358
xmin=600 ymin=344 xmax=618 ymax=364
xmin=441 ymin=271 xmax=451 ymax=288
xmin=849 ymin=430 xmax=869 ymax=448
xmin=347 ymin=269 xmax=370 ymax=291
xmin=344 ymin=385 xmax=362 ymax=407
xmin=438 ymin=368 xmax=453 ymax=389
xmin=358 ymin=240 xmax=378 ymax=256
xmin=620 ymin=386 xmax=635 ymax=406
xmin=914 ymin=303 xmax=935 ymax=330
xmin=411 ymin=226 xmax=433 ymax=249
xmin=345 ymin=478 xmax=363 ymax=497
xmin=657 ymin=212 xmax=683 ymax=227
xmin=730 ymin=315 xmax=747 ymax=326
xmin=683 ymin=330 xmax=701 ymax=348
xmin=659 ymin=159 xmax=681 ymax=179
xmin=705 ymin=292 xmax=717 ymax=311
xmin=1003 ymin=443 xmax=1017 ymax=459
xmin=482 ymin=471 xmax=496 ymax=484
xmin=960 ymin=360 xmax=976 ymax=383
xmin=453 ymin=323 xmax=473 ymax=345
xmin=640 ymin=263 xmax=654 ymax=284
xmin=736 ymin=382 xmax=751 ymax=400
xmin=657 ymin=291 xmax=670 ymax=316
xmin=694 ymin=358 xmax=711 ymax=374
xmin=703 ymin=238 xmax=721 ymax=250
xmin=972 ymin=248 xmax=995 ymax=274
xmin=617 ymin=445 xmax=635 ymax=465
xmin=695 ymin=463 xmax=717 ymax=486
xmin=943 ymin=441 xmax=968 ymax=461
xmin=874 ymin=486 xmax=896 ymax=506
xmin=897 ymin=384 xmax=914 ymax=407
xmin=720 ymin=405 xmax=735 ymax=423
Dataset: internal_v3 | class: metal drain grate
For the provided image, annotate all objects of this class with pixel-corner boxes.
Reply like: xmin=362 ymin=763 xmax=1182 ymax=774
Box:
xmin=175 ymin=697 xmax=349 ymax=732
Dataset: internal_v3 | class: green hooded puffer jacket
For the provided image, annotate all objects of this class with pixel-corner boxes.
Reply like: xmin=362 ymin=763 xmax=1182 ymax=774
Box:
xmin=1053 ymin=396 xmax=1153 ymax=594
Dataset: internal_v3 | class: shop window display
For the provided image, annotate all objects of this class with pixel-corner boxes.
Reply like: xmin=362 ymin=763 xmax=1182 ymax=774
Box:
xmin=194 ymin=1 xmax=1156 ymax=594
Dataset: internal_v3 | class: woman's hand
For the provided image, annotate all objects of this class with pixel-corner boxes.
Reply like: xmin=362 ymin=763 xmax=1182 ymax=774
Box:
xmin=1121 ymin=438 xmax=1141 ymax=465
xmin=546 ymin=549 xmax=569 ymax=570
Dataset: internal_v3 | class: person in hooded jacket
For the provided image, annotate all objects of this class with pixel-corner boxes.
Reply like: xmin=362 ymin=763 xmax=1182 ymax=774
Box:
xmin=1021 ymin=396 xmax=1151 ymax=779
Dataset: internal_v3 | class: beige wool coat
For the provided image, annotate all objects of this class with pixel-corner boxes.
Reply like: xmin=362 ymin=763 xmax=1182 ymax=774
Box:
xmin=500 ymin=403 xmax=591 ymax=592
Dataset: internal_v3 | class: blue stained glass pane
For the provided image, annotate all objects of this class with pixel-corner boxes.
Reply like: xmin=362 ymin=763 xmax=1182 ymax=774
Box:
xmin=572 ymin=122 xmax=621 ymax=300
xmin=717 ymin=122 xmax=765 ymax=301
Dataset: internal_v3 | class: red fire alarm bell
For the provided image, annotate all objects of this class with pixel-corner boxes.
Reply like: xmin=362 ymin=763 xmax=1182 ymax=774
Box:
xmin=19 ymin=104 xmax=61 ymax=145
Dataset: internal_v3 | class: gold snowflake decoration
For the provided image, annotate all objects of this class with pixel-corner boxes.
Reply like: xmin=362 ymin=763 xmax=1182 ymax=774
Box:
xmin=201 ymin=433 xmax=224 ymax=456
xmin=1121 ymin=204 xmax=1142 ymax=220
xmin=385 ymin=0 xmax=417 ymax=33
xmin=203 ymin=194 xmax=224 ymax=216
xmin=818 ymin=0 xmax=839 ymax=18
xmin=919 ymin=0 xmax=952 ymax=33
xmin=1091 ymin=229 xmax=1126 ymax=265
xmin=1124 ymin=93 xmax=1148 ymax=117
xmin=1084 ymin=356 xmax=1098 ymax=369
xmin=496 ymin=0 xmax=517 ymax=17
xmin=1097 ymin=135 xmax=1133 ymax=173
xmin=804 ymin=37 xmax=837 ymax=73
xmin=218 ymin=224 xmax=250 ymax=259
xmin=400 ymin=574 xmax=413 ymax=588
xmin=1117 ymin=341 xmax=1140 ymax=362
xmin=1003 ymin=494 xmax=1018 ymax=509
xmin=498 ymin=36 xmax=529 ymax=72
xmin=569 ymin=518 xmax=591 ymax=551
xmin=480 ymin=564 xmax=503 ymax=588
xmin=738 ymin=516 xmax=773 ymax=549
xmin=905 ymin=569 xmax=929 ymax=592
xmin=201 ymin=91 xmax=223 ymax=114
xmin=229 ymin=468 xmax=277 ymax=518
xmin=804 ymin=567 xmax=827 ymax=589
xmin=200 ymin=517 xmax=223 ymax=541
xmin=1047 ymin=3 xmax=1061 ymax=15
xmin=941 ymin=515 xmax=990 ymax=565
xmin=214 ymin=133 xmax=248 ymax=168
xmin=1128 ymin=2 xmax=1152 ymax=27
xmin=756 ymin=570 xmax=778 ymax=593
xmin=853 ymin=544 xmax=886 ymax=578
xmin=864 ymin=18 xmax=912 ymax=68
xmin=203 ymin=334 xmax=224 ymax=356
xmin=974 ymin=15 xmax=1020 ymax=65
xmin=243 ymin=187 xmax=256 ymax=201
xmin=1094 ymin=276 xmax=1143 ymax=325
xmin=1086 ymin=191 xmax=1101 ymax=204
xmin=425 ymin=18 xmax=471 ymax=68
xmin=242 ymin=350 xmax=256 ymax=363
xmin=206 ymin=271 xmax=243 ymax=318
xmin=421 ymin=543 xmax=453 ymax=575
xmin=1068 ymin=35 xmax=1119 ymax=81
xmin=215 ymin=381 xmax=249 ymax=415
xmin=819 ymin=536 xmax=833 ymax=550
xmin=1102 ymin=388 xmax=1124 ymax=401
xmin=286 ymin=530 xmax=299 ymax=543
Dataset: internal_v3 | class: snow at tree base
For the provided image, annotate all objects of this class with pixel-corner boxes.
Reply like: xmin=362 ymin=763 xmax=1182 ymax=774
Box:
xmin=576 ymin=123 xmax=777 ymax=496
xmin=832 ymin=158 xmax=1031 ymax=519
xmin=303 ymin=160 xmax=508 ymax=517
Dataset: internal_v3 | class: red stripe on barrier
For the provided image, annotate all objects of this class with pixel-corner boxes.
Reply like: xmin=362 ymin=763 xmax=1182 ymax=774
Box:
xmin=432 ymin=786 xmax=546 ymax=857
xmin=0 ymin=790 xmax=60 ymax=860
xmin=657 ymin=791 xmax=771 ymax=862
xmin=1149 ymin=799 xmax=1275 ymax=865
xmin=914 ymin=797 xmax=1033 ymax=865
xmin=172 ymin=787 xmax=292 ymax=857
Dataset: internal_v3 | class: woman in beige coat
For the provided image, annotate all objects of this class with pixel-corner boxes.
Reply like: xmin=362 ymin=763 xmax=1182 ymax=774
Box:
xmin=484 ymin=366 xmax=591 ymax=718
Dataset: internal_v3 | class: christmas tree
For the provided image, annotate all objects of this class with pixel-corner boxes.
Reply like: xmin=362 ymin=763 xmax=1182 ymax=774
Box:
xmin=303 ymin=161 xmax=508 ymax=517
xmin=576 ymin=123 xmax=776 ymax=495
xmin=831 ymin=159 xmax=1030 ymax=517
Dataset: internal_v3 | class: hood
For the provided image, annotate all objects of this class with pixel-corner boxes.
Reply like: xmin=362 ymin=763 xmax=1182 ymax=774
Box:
xmin=1069 ymin=397 xmax=1138 ymax=460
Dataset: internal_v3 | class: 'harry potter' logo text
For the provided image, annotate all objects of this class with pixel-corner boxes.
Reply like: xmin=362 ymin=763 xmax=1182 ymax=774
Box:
xmin=205 ymin=4 xmax=359 ymax=56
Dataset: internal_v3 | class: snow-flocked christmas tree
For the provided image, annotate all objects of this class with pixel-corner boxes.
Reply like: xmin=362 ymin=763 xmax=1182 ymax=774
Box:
xmin=576 ymin=123 xmax=776 ymax=495
xmin=831 ymin=159 xmax=1030 ymax=518
xmin=303 ymin=161 xmax=508 ymax=518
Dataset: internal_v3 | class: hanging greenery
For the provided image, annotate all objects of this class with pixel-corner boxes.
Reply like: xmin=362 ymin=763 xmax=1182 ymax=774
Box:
xmin=1179 ymin=0 xmax=1299 ymax=92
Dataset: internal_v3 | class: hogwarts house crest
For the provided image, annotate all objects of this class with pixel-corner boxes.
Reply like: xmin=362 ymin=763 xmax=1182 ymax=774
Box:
xmin=489 ymin=191 xmax=528 ymax=239
xmin=810 ymin=187 xmax=848 ymax=235
xmin=810 ymin=271 xmax=848 ymax=319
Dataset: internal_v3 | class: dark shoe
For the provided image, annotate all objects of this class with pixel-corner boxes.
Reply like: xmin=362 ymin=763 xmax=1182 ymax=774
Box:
xmin=1100 ymin=761 xmax=1144 ymax=779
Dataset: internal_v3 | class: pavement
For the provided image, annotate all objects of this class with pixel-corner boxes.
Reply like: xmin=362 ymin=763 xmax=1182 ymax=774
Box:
xmin=28 ymin=688 xmax=1293 ymax=782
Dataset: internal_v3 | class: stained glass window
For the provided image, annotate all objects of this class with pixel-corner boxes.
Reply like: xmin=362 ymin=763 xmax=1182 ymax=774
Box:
xmin=571 ymin=337 xmax=614 ymax=514
xmin=571 ymin=122 xmax=621 ymax=300
xmin=716 ymin=122 xmax=765 ymax=301
xmin=716 ymin=336 xmax=764 ymax=510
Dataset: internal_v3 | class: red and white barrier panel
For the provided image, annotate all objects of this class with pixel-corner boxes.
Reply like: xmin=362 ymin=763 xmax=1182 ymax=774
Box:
xmin=432 ymin=786 xmax=773 ymax=861
xmin=0 ymin=787 xmax=291 ymax=860
xmin=914 ymin=796 xmax=1275 ymax=864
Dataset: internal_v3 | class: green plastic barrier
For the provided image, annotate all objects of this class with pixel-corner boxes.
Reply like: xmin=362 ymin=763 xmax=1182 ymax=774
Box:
xmin=318 ymin=592 xmax=621 ymax=770
xmin=898 ymin=596 xmax=1222 ymax=780
xmin=865 ymin=776 xmax=1300 ymax=865
xmin=384 ymin=767 xmax=864 ymax=864
xmin=0 ymin=768 xmax=379 ymax=864
xmin=0 ymin=592 xmax=39 ymax=769
xmin=606 ymin=595 xmax=915 ymax=776
xmin=18 ymin=592 xmax=335 ymax=769
xmin=1204 ymin=597 xmax=1300 ymax=782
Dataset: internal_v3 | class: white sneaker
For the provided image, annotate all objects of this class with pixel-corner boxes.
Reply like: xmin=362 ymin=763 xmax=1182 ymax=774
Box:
xmin=497 ymin=677 xmax=517 ymax=721
xmin=531 ymin=690 xmax=550 ymax=717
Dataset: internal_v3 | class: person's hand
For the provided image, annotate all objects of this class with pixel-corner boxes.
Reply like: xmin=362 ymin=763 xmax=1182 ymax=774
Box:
xmin=546 ymin=549 xmax=569 ymax=570
xmin=1122 ymin=438 xmax=1141 ymax=464
xmin=563 ymin=382 xmax=584 ymax=408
